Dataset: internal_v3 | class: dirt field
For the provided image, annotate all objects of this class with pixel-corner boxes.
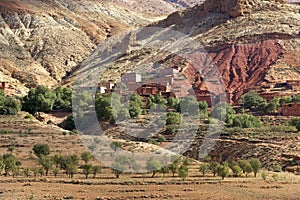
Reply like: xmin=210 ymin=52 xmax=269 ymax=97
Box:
xmin=1 ymin=114 xmax=300 ymax=200
xmin=0 ymin=178 xmax=300 ymax=200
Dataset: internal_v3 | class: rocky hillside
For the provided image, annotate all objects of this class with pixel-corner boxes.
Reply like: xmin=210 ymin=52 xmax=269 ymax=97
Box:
xmin=0 ymin=0 xmax=181 ymax=94
xmin=81 ymin=0 xmax=299 ymax=102
xmin=154 ymin=0 xmax=300 ymax=101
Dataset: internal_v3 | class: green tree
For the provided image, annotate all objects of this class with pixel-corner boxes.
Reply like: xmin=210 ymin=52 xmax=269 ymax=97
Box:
xmin=211 ymin=102 xmax=236 ymax=125
xmin=231 ymin=164 xmax=242 ymax=177
xmin=22 ymin=85 xmax=56 ymax=115
xmin=92 ymin=166 xmax=102 ymax=178
xmin=111 ymin=161 xmax=125 ymax=178
xmin=81 ymin=164 xmax=93 ymax=179
xmin=37 ymin=155 xmax=53 ymax=176
xmin=52 ymin=167 xmax=59 ymax=178
xmin=179 ymin=96 xmax=199 ymax=116
xmin=261 ymin=170 xmax=268 ymax=181
xmin=129 ymin=102 xmax=142 ymax=118
xmin=66 ymin=164 xmax=77 ymax=178
xmin=3 ymin=154 xmax=17 ymax=176
xmin=81 ymin=151 xmax=94 ymax=164
xmin=33 ymin=144 xmax=50 ymax=157
xmin=146 ymin=157 xmax=162 ymax=178
xmin=178 ymin=165 xmax=189 ymax=180
xmin=7 ymin=146 xmax=15 ymax=154
xmin=110 ymin=141 xmax=122 ymax=153
xmin=238 ymin=160 xmax=253 ymax=177
xmin=217 ymin=164 xmax=230 ymax=180
xmin=160 ymin=166 xmax=169 ymax=178
xmin=209 ymin=162 xmax=220 ymax=177
xmin=249 ymin=159 xmax=262 ymax=177
xmin=239 ymin=90 xmax=266 ymax=110
xmin=53 ymin=86 xmax=73 ymax=111
xmin=199 ymin=163 xmax=209 ymax=176
xmin=263 ymin=97 xmax=279 ymax=114
xmin=130 ymin=93 xmax=143 ymax=108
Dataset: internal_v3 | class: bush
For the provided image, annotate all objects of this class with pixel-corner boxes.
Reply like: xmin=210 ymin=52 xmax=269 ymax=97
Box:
xmin=211 ymin=102 xmax=236 ymax=125
xmin=273 ymin=165 xmax=282 ymax=172
xmin=33 ymin=144 xmax=50 ymax=157
xmin=24 ymin=114 xmax=34 ymax=119
xmin=22 ymin=85 xmax=56 ymax=115
xmin=261 ymin=170 xmax=268 ymax=181
xmin=272 ymin=173 xmax=279 ymax=182
xmin=232 ymin=114 xmax=261 ymax=128
xmin=289 ymin=118 xmax=300 ymax=131
xmin=0 ymin=91 xmax=21 ymax=115
xmin=157 ymin=135 xmax=166 ymax=143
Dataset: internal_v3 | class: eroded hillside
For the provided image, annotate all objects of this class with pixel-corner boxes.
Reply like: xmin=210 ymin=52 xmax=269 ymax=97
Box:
xmin=0 ymin=0 xmax=175 ymax=94
xmin=83 ymin=0 xmax=300 ymax=102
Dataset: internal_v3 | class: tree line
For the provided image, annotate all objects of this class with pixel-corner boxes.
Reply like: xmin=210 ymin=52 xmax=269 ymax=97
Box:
xmin=1 ymin=144 xmax=267 ymax=181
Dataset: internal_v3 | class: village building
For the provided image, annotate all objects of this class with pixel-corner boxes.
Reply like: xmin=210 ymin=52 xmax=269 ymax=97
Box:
xmin=255 ymin=80 xmax=300 ymax=102
xmin=287 ymin=0 xmax=300 ymax=4
xmin=121 ymin=73 xmax=141 ymax=83
xmin=282 ymin=103 xmax=300 ymax=116
xmin=0 ymin=81 xmax=15 ymax=96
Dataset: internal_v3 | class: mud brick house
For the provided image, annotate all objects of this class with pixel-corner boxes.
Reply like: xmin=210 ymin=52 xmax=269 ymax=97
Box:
xmin=0 ymin=82 xmax=15 ymax=96
xmin=287 ymin=0 xmax=300 ymax=4
xmin=121 ymin=73 xmax=141 ymax=83
xmin=282 ymin=103 xmax=300 ymax=116
xmin=257 ymin=80 xmax=300 ymax=102
xmin=191 ymin=88 xmax=215 ymax=107
xmin=136 ymin=83 xmax=173 ymax=98
xmin=98 ymin=82 xmax=115 ymax=94
xmin=158 ymin=68 xmax=179 ymax=77
xmin=287 ymin=80 xmax=300 ymax=91
xmin=0 ymin=82 xmax=6 ymax=91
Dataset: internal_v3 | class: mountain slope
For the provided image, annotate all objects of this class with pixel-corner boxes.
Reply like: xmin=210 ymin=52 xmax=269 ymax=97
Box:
xmin=0 ymin=0 xmax=173 ymax=94
xmin=81 ymin=0 xmax=300 ymax=102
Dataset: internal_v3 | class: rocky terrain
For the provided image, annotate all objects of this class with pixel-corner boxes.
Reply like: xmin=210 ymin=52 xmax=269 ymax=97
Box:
xmin=0 ymin=0 xmax=181 ymax=94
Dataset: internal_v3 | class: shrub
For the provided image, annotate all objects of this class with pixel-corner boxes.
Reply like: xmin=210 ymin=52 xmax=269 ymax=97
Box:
xmin=0 ymin=91 xmax=21 ymax=115
xmin=24 ymin=114 xmax=34 ymax=119
xmin=261 ymin=170 xmax=268 ymax=181
xmin=211 ymin=102 xmax=236 ymax=125
xmin=33 ymin=144 xmax=50 ymax=157
xmin=272 ymin=173 xmax=279 ymax=182
xmin=232 ymin=114 xmax=261 ymax=128
xmin=273 ymin=165 xmax=282 ymax=172
xmin=157 ymin=135 xmax=166 ymax=143
xmin=289 ymin=118 xmax=300 ymax=131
